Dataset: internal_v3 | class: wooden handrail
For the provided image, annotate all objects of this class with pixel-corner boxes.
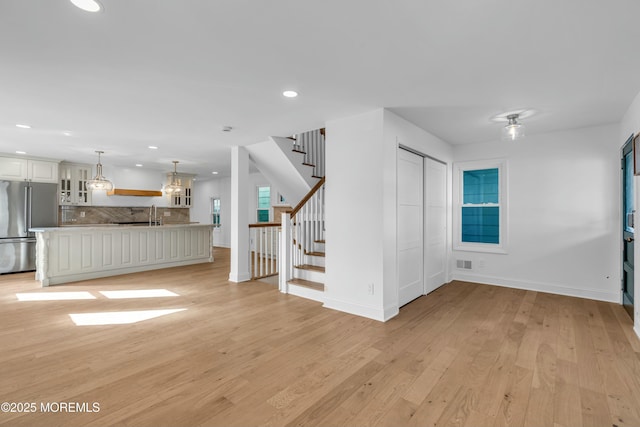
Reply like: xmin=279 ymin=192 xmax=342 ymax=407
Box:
xmin=248 ymin=222 xmax=282 ymax=228
xmin=290 ymin=177 xmax=325 ymax=219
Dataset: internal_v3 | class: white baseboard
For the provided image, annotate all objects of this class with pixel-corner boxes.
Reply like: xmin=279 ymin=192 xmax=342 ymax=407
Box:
xmin=46 ymin=258 xmax=212 ymax=286
xmin=323 ymin=297 xmax=387 ymax=322
xmin=228 ymin=272 xmax=251 ymax=282
xmin=288 ymin=284 xmax=324 ymax=303
xmin=451 ymin=272 xmax=620 ymax=303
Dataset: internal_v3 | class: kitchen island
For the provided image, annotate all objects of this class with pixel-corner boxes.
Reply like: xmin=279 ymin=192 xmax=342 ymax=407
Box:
xmin=30 ymin=223 xmax=214 ymax=286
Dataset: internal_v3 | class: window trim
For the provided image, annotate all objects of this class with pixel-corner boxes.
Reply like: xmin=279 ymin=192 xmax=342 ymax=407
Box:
xmin=211 ymin=197 xmax=221 ymax=228
xmin=256 ymin=185 xmax=271 ymax=223
xmin=453 ymin=159 xmax=508 ymax=254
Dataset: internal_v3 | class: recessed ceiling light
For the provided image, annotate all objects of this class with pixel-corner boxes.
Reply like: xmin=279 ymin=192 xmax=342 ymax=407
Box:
xmin=63 ymin=131 xmax=72 ymax=136
xmin=222 ymin=126 xmax=233 ymax=132
xmin=148 ymin=146 xmax=158 ymax=150
xmin=283 ymin=90 xmax=298 ymax=98
xmin=16 ymin=124 xmax=31 ymax=129
xmin=135 ymin=164 xmax=143 ymax=167
xmin=70 ymin=0 xmax=102 ymax=13
xmin=211 ymin=171 xmax=219 ymax=175
xmin=15 ymin=151 xmax=27 ymax=155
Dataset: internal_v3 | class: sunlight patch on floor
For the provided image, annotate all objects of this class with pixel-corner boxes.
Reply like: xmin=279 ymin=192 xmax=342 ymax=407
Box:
xmin=69 ymin=308 xmax=186 ymax=326
xmin=99 ymin=289 xmax=179 ymax=299
xmin=16 ymin=292 xmax=96 ymax=301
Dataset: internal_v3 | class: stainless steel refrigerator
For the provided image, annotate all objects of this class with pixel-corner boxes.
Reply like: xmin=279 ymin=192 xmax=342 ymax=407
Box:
xmin=0 ymin=180 xmax=58 ymax=273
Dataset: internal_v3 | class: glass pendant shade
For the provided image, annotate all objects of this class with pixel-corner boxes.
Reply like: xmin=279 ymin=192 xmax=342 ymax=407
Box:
xmin=502 ymin=114 xmax=525 ymax=141
xmin=164 ymin=161 xmax=183 ymax=194
xmin=86 ymin=151 xmax=114 ymax=191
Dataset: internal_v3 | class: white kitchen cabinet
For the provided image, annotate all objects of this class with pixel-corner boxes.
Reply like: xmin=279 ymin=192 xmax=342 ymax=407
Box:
xmin=59 ymin=162 xmax=92 ymax=205
xmin=0 ymin=157 xmax=27 ymax=180
xmin=0 ymin=157 xmax=59 ymax=183
xmin=32 ymin=224 xmax=213 ymax=286
xmin=28 ymin=160 xmax=59 ymax=183
xmin=166 ymin=173 xmax=194 ymax=207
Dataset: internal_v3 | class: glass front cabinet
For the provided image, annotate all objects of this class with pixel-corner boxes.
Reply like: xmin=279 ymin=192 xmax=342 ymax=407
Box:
xmin=60 ymin=163 xmax=92 ymax=206
xmin=166 ymin=173 xmax=194 ymax=207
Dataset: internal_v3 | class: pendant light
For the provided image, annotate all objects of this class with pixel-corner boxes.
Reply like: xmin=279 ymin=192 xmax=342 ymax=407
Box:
xmin=86 ymin=150 xmax=114 ymax=191
xmin=164 ymin=161 xmax=183 ymax=194
xmin=502 ymin=113 xmax=525 ymax=141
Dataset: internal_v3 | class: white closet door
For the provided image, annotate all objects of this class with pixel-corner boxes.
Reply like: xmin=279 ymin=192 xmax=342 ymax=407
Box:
xmin=425 ymin=158 xmax=447 ymax=294
xmin=398 ymin=148 xmax=424 ymax=306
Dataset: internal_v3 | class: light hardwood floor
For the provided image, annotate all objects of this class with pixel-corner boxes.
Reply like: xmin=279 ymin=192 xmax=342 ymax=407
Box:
xmin=1 ymin=247 xmax=639 ymax=427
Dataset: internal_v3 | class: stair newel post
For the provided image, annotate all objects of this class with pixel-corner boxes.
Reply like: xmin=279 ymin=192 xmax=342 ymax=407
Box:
xmin=279 ymin=212 xmax=292 ymax=293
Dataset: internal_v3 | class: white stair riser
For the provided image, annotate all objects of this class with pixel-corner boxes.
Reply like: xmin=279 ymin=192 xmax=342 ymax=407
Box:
xmin=294 ymin=268 xmax=325 ymax=283
xmin=314 ymin=242 xmax=325 ymax=252
xmin=288 ymin=284 xmax=324 ymax=303
xmin=304 ymin=255 xmax=325 ymax=267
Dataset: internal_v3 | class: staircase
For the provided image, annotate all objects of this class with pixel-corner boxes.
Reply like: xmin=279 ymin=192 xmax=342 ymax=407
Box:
xmin=269 ymin=129 xmax=325 ymax=303
xmin=247 ymin=128 xmax=326 ymax=302
xmin=281 ymin=177 xmax=325 ymax=302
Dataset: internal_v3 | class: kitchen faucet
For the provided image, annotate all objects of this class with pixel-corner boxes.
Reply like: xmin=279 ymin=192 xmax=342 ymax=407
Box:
xmin=149 ymin=204 xmax=157 ymax=226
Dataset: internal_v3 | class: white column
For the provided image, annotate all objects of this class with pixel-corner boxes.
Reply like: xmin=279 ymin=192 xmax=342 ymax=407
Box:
xmin=229 ymin=146 xmax=251 ymax=282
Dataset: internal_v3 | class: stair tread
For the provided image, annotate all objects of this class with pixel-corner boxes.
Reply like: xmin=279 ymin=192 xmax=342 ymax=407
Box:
xmin=305 ymin=251 xmax=325 ymax=257
xmin=288 ymin=278 xmax=324 ymax=292
xmin=295 ymin=264 xmax=325 ymax=273
xmin=314 ymin=240 xmax=325 ymax=244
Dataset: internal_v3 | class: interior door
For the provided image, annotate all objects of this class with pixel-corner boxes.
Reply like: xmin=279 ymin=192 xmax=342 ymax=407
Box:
xmin=425 ymin=158 xmax=447 ymax=294
xmin=622 ymin=135 xmax=635 ymax=320
xmin=398 ymin=148 xmax=424 ymax=306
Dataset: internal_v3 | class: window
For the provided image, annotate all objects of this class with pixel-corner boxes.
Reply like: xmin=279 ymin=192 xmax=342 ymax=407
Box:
xmin=257 ymin=186 xmax=270 ymax=222
xmin=454 ymin=160 xmax=507 ymax=253
xmin=211 ymin=197 xmax=221 ymax=228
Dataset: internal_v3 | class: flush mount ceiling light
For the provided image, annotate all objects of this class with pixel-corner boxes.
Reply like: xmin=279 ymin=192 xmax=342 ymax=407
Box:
xmin=502 ymin=114 xmax=525 ymax=141
xmin=492 ymin=109 xmax=536 ymax=142
xmin=86 ymin=150 xmax=114 ymax=191
xmin=70 ymin=0 xmax=102 ymax=12
xmin=164 ymin=161 xmax=183 ymax=194
xmin=283 ymin=90 xmax=298 ymax=98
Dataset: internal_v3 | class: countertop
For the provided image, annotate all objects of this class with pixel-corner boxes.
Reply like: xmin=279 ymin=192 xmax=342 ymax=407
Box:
xmin=29 ymin=222 xmax=211 ymax=232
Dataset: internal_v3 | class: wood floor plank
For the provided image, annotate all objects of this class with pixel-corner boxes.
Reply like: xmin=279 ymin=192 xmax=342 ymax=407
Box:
xmin=0 ymin=250 xmax=639 ymax=427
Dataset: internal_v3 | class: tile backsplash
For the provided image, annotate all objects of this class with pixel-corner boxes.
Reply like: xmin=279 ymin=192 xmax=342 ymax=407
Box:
xmin=59 ymin=206 xmax=190 ymax=225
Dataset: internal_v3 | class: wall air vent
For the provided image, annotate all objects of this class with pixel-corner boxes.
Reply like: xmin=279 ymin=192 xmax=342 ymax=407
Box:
xmin=456 ymin=260 xmax=472 ymax=270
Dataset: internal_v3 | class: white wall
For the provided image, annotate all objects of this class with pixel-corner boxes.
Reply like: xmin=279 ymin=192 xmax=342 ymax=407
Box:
xmin=192 ymin=177 xmax=231 ymax=247
xmin=191 ymin=171 xmax=288 ymax=248
xmin=452 ymin=124 xmax=620 ymax=303
xmin=620 ymin=89 xmax=640 ymax=338
xmin=90 ymin=165 xmax=169 ymax=207
xmin=325 ymin=108 xmax=453 ymax=321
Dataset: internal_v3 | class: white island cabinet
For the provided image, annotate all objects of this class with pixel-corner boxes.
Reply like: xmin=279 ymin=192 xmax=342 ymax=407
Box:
xmin=30 ymin=224 xmax=213 ymax=286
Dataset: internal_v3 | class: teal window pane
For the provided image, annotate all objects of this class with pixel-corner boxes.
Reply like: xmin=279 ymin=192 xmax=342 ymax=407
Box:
xmin=462 ymin=207 xmax=499 ymax=243
xmin=257 ymin=209 xmax=269 ymax=222
xmin=463 ymin=168 xmax=498 ymax=204
xmin=258 ymin=187 xmax=270 ymax=209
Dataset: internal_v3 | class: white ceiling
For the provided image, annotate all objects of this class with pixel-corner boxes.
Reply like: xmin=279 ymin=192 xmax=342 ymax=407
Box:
xmin=1 ymin=0 xmax=640 ymax=178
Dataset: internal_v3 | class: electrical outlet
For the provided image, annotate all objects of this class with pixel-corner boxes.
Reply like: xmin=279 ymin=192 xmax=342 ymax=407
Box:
xmin=164 ymin=211 xmax=170 ymax=216
xmin=80 ymin=211 xmax=85 ymax=218
xmin=368 ymin=283 xmax=374 ymax=295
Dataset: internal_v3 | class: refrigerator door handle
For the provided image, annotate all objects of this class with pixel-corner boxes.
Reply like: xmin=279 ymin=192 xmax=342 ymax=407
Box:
xmin=24 ymin=185 xmax=29 ymax=234
xmin=25 ymin=185 xmax=33 ymax=233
